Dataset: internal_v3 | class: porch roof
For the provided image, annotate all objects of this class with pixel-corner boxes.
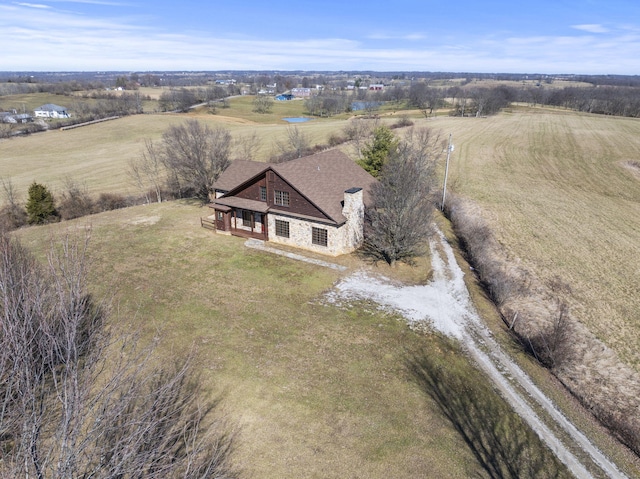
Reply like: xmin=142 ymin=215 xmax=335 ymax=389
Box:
xmin=213 ymin=197 xmax=270 ymax=213
xmin=211 ymin=203 xmax=231 ymax=212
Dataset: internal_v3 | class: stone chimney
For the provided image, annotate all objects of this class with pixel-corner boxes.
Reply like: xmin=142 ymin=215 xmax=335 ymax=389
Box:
xmin=343 ymin=187 xmax=364 ymax=250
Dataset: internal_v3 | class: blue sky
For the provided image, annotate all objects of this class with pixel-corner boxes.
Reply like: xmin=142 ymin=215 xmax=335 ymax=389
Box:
xmin=1 ymin=0 xmax=640 ymax=73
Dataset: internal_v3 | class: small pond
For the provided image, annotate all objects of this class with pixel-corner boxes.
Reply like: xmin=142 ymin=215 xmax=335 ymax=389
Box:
xmin=282 ymin=117 xmax=312 ymax=123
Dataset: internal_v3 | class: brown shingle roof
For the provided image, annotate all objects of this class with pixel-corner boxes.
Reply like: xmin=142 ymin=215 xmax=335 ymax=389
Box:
xmin=212 ymin=150 xmax=375 ymax=224
xmin=214 ymin=196 xmax=270 ymax=213
xmin=213 ymin=160 xmax=268 ymax=192
xmin=272 ymin=150 xmax=375 ymax=224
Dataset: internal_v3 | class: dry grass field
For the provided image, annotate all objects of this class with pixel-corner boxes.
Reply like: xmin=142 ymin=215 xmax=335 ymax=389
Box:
xmin=0 ymin=98 xmax=348 ymax=197
xmin=425 ymin=108 xmax=640 ymax=372
xmin=10 ymin=201 xmax=571 ymax=479
xmin=2 ymin=99 xmax=637 ymax=371
xmin=3 ymin=94 xmax=640 ymax=474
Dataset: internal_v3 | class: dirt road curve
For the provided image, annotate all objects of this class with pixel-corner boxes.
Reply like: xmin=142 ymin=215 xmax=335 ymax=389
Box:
xmin=328 ymin=228 xmax=628 ymax=479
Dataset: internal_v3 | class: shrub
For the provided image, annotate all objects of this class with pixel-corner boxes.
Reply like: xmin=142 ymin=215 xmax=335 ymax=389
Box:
xmin=25 ymin=182 xmax=58 ymax=224
xmin=327 ymin=133 xmax=347 ymax=147
xmin=0 ymin=204 xmax=28 ymax=232
xmin=94 ymin=192 xmax=129 ymax=212
xmin=58 ymin=180 xmax=94 ymax=220
xmin=391 ymin=114 xmax=414 ymax=129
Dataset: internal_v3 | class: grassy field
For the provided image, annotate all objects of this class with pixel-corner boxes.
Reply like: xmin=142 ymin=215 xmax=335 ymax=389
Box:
xmin=426 ymin=108 xmax=640 ymax=371
xmin=11 ymin=201 xmax=573 ymax=479
xmin=3 ymin=95 xmax=640 ymax=473
xmin=0 ymin=92 xmax=78 ymax=112
xmin=0 ymin=97 xmax=350 ymax=197
xmin=2 ymin=100 xmax=638 ymax=371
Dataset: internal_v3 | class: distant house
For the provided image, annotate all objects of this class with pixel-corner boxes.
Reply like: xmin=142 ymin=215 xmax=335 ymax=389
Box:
xmin=291 ymin=88 xmax=312 ymax=98
xmin=368 ymin=84 xmax=384 ymax=91
xmin=208 ymin=149 xmax=376 ymax=256
xmin=34 ymin=104 xmax=70 ymax=119
xmin=0 ymin=111 xmax=33 ymax=123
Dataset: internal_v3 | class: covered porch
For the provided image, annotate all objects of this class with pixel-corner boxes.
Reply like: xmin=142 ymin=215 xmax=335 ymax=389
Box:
xmin=210 ymin=197 xmax=269 ymax=241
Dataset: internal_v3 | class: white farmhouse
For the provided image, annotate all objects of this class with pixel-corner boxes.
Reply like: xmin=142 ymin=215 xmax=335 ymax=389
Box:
xmin=34 ymin=104 xmax=70 ymax=119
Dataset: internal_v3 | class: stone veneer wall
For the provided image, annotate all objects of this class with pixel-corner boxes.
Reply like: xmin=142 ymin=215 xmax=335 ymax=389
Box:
xmin=342 ymin=188 xmax=364 ymax=252
xmin=267 ymin=213 xmax=342 ymax=255
xmin=267 ymin=188 xmax=364 ymax=256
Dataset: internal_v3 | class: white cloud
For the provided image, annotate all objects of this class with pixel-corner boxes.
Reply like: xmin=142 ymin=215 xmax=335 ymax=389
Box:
xmin=572 ymin=24 xmax=609 ymax=34
xmin=44 ymin=0 xmax=132 ymax=5
xmin=367 ymin=32 xmax=427 ymax=41
xmin=2 ymin=3 xmax=640 ymax=74
xmin=14 ymin=3 xmax=52 ymax=9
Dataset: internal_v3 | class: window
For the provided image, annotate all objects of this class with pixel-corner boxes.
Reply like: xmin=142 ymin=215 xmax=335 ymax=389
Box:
xmin=275 ymin=219 xmax=290 ymax=238
xmin=242 ymin=210 xmax=251 ymax=227
xmin=259 ymin=186 xmax=267 ymax=201
xmin=217 ymin=211 xmax=223 ymax=220
xmin=274 ymin=190 xmax=290 ymax=207
xmin=312 ymin=227 xmax=328 ymax=247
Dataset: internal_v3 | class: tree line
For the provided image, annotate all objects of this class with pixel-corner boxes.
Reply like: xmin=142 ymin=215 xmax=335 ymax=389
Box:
xmin=301 ymin=80 xmax=640 ymax=119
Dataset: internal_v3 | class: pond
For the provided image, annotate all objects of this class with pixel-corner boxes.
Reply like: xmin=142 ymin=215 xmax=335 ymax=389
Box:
xmin=282 ymin=117 xmax=312 ymax=123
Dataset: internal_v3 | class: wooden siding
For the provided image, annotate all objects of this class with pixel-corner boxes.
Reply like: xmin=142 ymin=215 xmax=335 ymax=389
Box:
xmin=223 ymin=169 xmax=332 ymax=222
xmin=234 ymin=175 xmax=268 ymax=203
xmin=266 ymin=171 xmax=331 ymax=221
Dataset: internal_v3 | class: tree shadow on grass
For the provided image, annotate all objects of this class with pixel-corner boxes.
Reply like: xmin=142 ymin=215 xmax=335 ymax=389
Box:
xmin=406 ymin=337 xmax=570 ymax=479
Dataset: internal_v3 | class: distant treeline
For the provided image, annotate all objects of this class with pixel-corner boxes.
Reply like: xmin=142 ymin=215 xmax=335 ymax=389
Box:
xmin=3 ymin=70 xmax=640 ymax=88
xmin=4 ymin=71 xmax=640 ymax=119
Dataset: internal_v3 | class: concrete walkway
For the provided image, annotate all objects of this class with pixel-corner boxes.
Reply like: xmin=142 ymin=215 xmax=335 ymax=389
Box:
xmin=244 ymin=239 xmax=347 ymax=271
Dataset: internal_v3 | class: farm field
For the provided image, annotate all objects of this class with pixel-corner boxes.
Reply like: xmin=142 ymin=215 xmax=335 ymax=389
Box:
xmin=428 ymin=108 xmax=640 ymax=372
xmin=3 ymin=96 xmax=640 ymax=474
xmin=2 ymin=100 xmax=639 ymax=372
xmin=11 ymin=201 xmax=570 ymax=479
xmin=0 ymin=97 xmax=350 ymax=196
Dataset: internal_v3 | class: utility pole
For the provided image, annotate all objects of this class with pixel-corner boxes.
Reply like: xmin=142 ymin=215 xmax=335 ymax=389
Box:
xmin=441 ymin=134 xmax=453 ymax=211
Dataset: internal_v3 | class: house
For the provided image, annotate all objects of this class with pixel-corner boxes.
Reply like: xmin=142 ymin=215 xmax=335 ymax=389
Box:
xmin=0 ymin=111 xmax=33 ymax=123
xmin=33 ymin=104 xmax=70 ymax=119
xmin=208 ymin=149 xmax=376 ymax=256
xmin=291 ymin=88 xmax=312 ymax=98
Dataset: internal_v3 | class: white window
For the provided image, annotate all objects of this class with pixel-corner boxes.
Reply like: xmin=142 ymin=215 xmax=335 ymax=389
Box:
xmin=274 ymin=190 xmax=290 ymax=207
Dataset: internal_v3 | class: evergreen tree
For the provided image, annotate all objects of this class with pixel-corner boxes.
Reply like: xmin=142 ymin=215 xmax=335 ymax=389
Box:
xmin=26 ymin=181 xmax=58 ymax=224
xmin=357 ymin=125 xmax=398 ymax=177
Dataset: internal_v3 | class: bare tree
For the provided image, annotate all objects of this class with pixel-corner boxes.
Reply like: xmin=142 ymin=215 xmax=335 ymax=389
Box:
xmin=401 ymin=127 xmax=445 ymax=161
xmin=362 ymin=133 xmax=440 ymax=265
xmin=0 ymin=232 xmax=239 ymax=478
xmin=528 ymin=285 xmax=576 ymax=372
xmin=343 ymin=118 xmax=376 ymax=159
xmin=0 ymin=177 xmax=27 ymax=231
xmin=159 ymin=88 xmax=197 ymax=112
xmin=160 ymin=120 xmax=232 ymax=202
xmin=58 ymin=177 xmax=94 ymax=220
xmin=272 ymin=125 xmax=310 ymax=162
xmin=252 ymin=95 xmax=273 ymax=114
xmin=234 ymin=131 xmax=262 ymax=161
xmin=129 ymin=139 xmax=165 ymax=204
xmin=408 ymin=82 xmax=443 ymax=118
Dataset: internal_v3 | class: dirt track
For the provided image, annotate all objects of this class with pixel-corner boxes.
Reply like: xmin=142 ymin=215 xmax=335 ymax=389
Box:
xmin=328 ymin=228 xmax=628 ymax=479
